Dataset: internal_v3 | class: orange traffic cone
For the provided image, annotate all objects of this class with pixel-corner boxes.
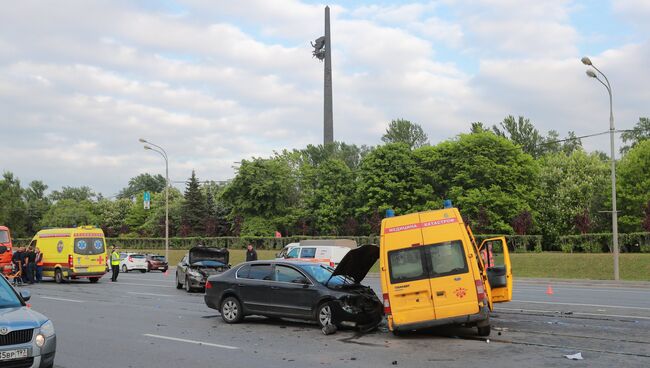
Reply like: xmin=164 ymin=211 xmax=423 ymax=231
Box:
xmin=546 ymin=285 xmax=554 ymax=296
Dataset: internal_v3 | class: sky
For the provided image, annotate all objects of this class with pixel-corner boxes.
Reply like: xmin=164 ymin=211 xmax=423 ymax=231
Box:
xmin=1 ymin=0 xmax=649 ymax=196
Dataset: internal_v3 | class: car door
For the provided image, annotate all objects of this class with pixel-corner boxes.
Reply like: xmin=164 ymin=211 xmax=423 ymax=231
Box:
xmin=479 ymin=237 xmax=512 ymax=303
xmin=266 ymin=264 xmax=318 ymax=318
xmin=238 ymin=263 xmax=274 ymax=313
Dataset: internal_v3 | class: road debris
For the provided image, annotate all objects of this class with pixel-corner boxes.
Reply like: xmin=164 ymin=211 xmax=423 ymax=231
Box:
xmin=564 ymin=352 xmax=584 ymax=360
xmin=322 ymin=324 xmax=338 ymax=335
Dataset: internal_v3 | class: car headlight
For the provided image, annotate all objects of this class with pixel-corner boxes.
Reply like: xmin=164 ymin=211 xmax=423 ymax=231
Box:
xmin=40 ymin=320 xmax=55 ymax=337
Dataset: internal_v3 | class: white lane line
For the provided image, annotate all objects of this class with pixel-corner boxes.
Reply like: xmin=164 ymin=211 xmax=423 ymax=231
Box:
xmin=515 ymin=286 xmax=650 ymax=293
xmin=511 ymin=299 xmax=650 ymax=311
xmin=110 ymin=282 xmax=174 ymax=288
xmin=127 ymin=292 xmax=173 ymax=297
xmin=496 ymin=307 xmax=650 ymax=320
xmin=40 ymin=296 xmax=85 ymax=303
xmin=143 ymin=334 xmax=239 ymax=350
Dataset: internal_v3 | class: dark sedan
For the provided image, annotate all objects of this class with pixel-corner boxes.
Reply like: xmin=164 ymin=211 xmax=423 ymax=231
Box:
xmin=204 ymin=245 xmax=383 ymax=331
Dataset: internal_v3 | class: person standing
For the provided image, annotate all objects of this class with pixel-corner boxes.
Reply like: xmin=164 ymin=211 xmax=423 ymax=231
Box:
xmin=245 ymin=244 xmax=258 ymax=262
xmin=35 ymin=247 xmax=44 ymax=283
xmin=12 ymin=247 xmax=24 ymax=278
xmin=25 ymin=246 xmax=36 ymax=284
xmin=110 ymin=246 xmax=121 ymax=282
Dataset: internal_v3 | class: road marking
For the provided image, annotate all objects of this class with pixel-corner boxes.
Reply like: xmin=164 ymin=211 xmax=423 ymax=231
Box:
xmin=40 ymin=296 xmax=85 ymax=303
xmin=143 ymin=334 xmax=239 ymax=350
xmin=496 ymin=307 xmax=650 ymax=320
xmin=511 ymin=300 xmax=650 ymax=311
xmin=127 ymin=292 xmax=173 ymax=297
xmin=515 ymin=286 xmax=650 ymax=293
xmin=110 ymin=282 xmax=174 ymax=288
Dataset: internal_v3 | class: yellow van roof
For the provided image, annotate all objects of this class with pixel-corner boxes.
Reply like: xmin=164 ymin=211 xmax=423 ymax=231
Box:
xmin=381 ymin=208 xmax=464 ymax=234
xmin=37 ymin=226 xmax=104 ymax=238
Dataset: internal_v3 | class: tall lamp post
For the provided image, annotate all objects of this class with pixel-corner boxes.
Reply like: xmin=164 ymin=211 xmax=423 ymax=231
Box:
xmin=581 ymin=56 xmax=619 ymax=280
xmin=139 ymin=138 xmax=169 ymax=264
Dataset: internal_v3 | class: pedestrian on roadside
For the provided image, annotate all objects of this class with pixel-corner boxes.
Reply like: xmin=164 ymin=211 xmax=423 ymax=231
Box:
xmin=24 ymin=246 xmax=36 ymax=284
xmin=35 ymin=247 xmax=44 ymax=283
xmin=12 ymin=247 xmax=24 ymax=280
xmin=110 ymin=246 xmax=121 ymax=282
xmin=245 ymin=244 xmax=258 ymax=262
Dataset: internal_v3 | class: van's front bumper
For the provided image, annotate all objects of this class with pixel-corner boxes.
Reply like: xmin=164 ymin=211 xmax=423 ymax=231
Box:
xmin=391 ymin=305 xmax=490 ymax=332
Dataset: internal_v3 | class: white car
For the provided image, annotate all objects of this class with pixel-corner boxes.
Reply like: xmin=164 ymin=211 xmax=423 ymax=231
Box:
xmin=119 ymin=253 xmax=148 ymax=273
xmin=275 ymin=239 xmax=357 ymax=266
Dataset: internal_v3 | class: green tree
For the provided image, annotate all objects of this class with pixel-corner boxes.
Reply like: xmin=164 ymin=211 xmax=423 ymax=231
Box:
xmin=620 ymin=117 xmax=650 ymax=155
xmin=23 ymin=180 xmax=50 ymax=235
xmin=50 ymin=186 xmax=96 ymax=202
xmin=617 ymin=140 xmax=650 ymax=232
xmin=492 ymin=115 xmax=544 ymax=158
xmin=416 ymin=132 xmax=538 ymax=233
xmin=117 ymin=173 xmax=166 ymax=199
xmin=39 ymin=199 xmax=97 ymax=228
xmin=307 ymin=159 xmax=356 ymax=235
xmin=0 ymin=172 xmax=27 ymax=236
xmin=180 ymin=171 xmax=206 ymax=236
xmin=381 ymin=119 xmax=429 ymax=149
xmin=470 ymin=122 xmax=489 ymax=134
xmin=95 ymin=198 xmax=132 ymax=236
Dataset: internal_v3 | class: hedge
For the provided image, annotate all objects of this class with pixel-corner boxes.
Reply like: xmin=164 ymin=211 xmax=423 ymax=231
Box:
xmin=558 ymin=232 xmax=650 ymax=253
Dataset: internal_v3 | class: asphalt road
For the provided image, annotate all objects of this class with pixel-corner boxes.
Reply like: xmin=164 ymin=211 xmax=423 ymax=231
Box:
xmin=17 ymin=271 xmax=650 ymax=368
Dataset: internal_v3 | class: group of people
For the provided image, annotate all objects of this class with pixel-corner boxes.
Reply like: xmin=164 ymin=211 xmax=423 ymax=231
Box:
xmin=11 ymin=246 xmax=44 ymax=284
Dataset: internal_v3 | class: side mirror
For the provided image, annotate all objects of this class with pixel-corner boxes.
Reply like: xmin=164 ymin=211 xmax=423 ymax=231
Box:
xmin=20 ymin=290 xmax=31 ymax=302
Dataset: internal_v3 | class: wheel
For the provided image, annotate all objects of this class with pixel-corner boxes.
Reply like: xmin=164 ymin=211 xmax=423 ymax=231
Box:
xmin=89 ymin=277 xmax=99 ymax=283
xmin=185 ymin=276 xmax=192 ymax=292
xmin=316 ymin=302 xmax=334 ymax=328
xmin=54 ymin=268 xmax=63 ymax=284
xmin=392 ymin=329 xmax=404 ymax=337
xmin=140 ymin=269 xmax=146 ymax=273
xmin=176 ymin=273 xmax=183 ymax=289
xmin=477 ymin=324 xmax=491 ymax=336
xmin=220 ymin=296 xmax=243 ymax=323
xmin=121 ymin=265 xmax=128 ymax=273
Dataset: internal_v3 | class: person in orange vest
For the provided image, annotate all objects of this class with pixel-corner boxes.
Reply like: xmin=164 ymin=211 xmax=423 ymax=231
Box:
xmin=35 ymin=247 xmax=44 ymax=283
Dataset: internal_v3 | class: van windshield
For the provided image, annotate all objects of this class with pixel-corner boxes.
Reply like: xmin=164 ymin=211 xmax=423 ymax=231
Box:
xmin=75 ymin=238 xmax=105 ymax=255
xmin=0 ymin=230 xmax=9 ymax=243
xmin=388 ymin=240 xmax=468 ymax=283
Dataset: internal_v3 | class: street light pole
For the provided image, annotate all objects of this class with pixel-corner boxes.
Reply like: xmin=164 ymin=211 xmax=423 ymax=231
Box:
xmin=139 ymin=139 xmax=169 ymax=265
xmin=582 ymin=56 xmax=619 ymax=280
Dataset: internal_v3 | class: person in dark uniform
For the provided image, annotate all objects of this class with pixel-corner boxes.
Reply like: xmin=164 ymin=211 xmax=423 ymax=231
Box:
xmin=245 ymin=244 xmax=258 ymax=262
xmin=12 ymin=247 xmax=24 ymax=278
xmin=25 ymin=246 xmax=36 ymax=284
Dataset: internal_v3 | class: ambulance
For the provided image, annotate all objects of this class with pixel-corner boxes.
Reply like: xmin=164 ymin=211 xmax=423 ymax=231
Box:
xmin=379 ymin=205 xmax=512 ymax=336
xmin=29 ymin=226 xmax=108 ymax=283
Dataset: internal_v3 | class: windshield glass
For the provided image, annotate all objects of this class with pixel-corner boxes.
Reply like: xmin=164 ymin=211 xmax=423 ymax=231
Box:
xmin=0 ymin=276 xmax=22 ymax=308
xmin=298 ymin=264 xmax=355 ymax=286
xmin=151 ymin=256 xmax=166 ymax=261
xmin=75 ymin=238 xmax=105 ymax=255
xmin=191 ymin=260 xmax=226 ymax=267
xmin=130 ymin=254 xmax=145 ymax=259
xmin=0 ymin=230 xmax=9 ymax=243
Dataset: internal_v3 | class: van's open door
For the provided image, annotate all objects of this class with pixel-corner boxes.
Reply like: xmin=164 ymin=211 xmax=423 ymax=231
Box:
xmin=479 ymin=237 xmax=512 ymax=303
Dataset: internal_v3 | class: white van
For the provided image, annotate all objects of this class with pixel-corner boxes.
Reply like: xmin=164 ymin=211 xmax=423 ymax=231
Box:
xmin=275 ymin=239 xmax=357 ymax=266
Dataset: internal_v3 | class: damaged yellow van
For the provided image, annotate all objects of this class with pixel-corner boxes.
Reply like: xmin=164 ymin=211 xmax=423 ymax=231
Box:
xmin=379 ymin=207 xmax=512 ymax=336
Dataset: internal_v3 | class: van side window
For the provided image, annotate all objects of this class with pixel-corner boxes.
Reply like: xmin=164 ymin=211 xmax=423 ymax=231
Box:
xmin=300 ymin=248 xmax=316 ymax=258
xmin=427 ymin=240 xmax=468 ymax=277
xmin=286 ymin=248 xmax=299 ymax=259
xmin=388 ymin=248 xmax=426 ymax=283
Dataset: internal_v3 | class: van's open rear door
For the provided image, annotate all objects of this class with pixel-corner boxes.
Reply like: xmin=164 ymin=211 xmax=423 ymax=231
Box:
xmin=478 ymin=237 xmax=512 ymax=303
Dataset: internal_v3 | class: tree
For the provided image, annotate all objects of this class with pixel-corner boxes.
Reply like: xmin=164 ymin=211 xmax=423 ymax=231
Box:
xmin=50 ymin=186 xmax=96 ymax=202
xmin=180 ymin=171 xmax=206 ymax=235
xmin=117 ymin=173 xmax=166 ymax=199
xmin=307 ymin=159 xmax=356 ymax=235
xmin=23 ymin=180 xmax=50 ymax=235
xmin=492 ymin=115 xmax=544 ymax=158
xmin=617 ymin=140 xmax=650 ymax=232
xmin=470 ymin=122 xmax=489 ymax=134
xmin=39 ymin=199 xmax=97 ymax=228
xmin=381 ymin=119 xmax=429 ymax=149
xmin=0 ymin=172 xmax=27 ymax=236
xmin=620 ymin=117 xmax=650 ymax=155
xmin=95 ymin=198 xmax=132 ymax=237
xmin=416 ymin=133 xmax=538 ymax=233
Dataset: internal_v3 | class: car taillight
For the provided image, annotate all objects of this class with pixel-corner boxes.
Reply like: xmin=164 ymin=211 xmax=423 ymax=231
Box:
xmin=382 ymin=293 xmax=391 ymax=315
xmin=475 ymin=279 xmax=486 ymax=302
xmin=205 ymin=281 xmax=212 ymax=289
xmin=329 ymin=261 xmax=335 ymax=267
xmin=68 ymin=254 xmax=73 ymax=266
xmin=128 ymin=256 xmax=133 ymax=262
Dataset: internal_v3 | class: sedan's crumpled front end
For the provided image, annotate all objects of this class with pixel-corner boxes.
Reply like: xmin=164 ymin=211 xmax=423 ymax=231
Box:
xmin=332 ymin=293 xmax=383 ymax=331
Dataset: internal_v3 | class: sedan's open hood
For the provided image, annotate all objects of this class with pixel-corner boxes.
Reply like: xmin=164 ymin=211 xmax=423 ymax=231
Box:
xmin=188 ymin=247 xmax=229 ymax=265
xmin=331 ymin=244 xmax=379 ymax=284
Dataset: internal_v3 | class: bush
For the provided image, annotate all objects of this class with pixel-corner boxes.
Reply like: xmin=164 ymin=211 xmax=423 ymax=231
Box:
xmin=474 ymin=234 xmax=542 ymax=253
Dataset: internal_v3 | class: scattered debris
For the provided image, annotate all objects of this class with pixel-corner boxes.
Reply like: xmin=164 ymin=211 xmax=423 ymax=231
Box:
xmin=564 ymin=352 xmax=584 ymax=360
xmin=563 ymin=311 xmax=574 ymax=315
xmin=391 ymin=361 xmax=398 ymax=365
xmin=486 ymin=339 xmax=490 ymax=344
xmin=322 ymin=324 xmax=338 ymax=335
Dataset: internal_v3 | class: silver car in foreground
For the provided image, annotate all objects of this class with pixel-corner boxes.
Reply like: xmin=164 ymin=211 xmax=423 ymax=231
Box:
xmin=0 ymin=275 xmax=56 ymax=368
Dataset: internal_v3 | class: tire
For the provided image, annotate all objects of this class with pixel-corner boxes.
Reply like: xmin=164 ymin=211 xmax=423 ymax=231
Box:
xmin=392 ymin=329 xmax=404 ymax=337
xmin=477 ymin=324 xmax=491 ymax=336
xmin=121 ymin=265 xmax=128 ymax=273
xmin=140 ymin=269 xmax=146 ymax=273
xmin=185 ymin=276 xmax=192 ymax=292
xmin=54 ymin=268 xmax=64 ymax=284
xmin=89 ymin=277 xmax=99 ymax=283
xmin=176 ymin=273 xmax=183 ymax=289
xmin=316 ymin=302 xmax=334 ymax=328
xmin=220 ymin=296 xmax=243 ymax=323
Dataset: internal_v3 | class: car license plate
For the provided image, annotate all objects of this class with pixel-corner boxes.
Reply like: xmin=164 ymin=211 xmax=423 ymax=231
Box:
xmin=0 ymin=349 xmax=29 ymax=361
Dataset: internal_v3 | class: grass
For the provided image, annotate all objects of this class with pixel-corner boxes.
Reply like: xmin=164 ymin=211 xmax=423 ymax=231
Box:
xmin=129 ymin=249 xmax=650 ymax=281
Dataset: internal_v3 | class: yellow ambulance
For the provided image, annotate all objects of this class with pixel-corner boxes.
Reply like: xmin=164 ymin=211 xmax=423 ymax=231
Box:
xmin=29 ymin=226 xmax=108 ymax=283
xmin=379 ymin=206 xmax=512 ymax=336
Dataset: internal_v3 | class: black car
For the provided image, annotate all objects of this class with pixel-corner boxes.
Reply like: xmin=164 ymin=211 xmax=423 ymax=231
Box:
xmin=204 ymin=245 xmax=383 ymax=331
xmin=176 ymin=247 xmax=230 ymax=292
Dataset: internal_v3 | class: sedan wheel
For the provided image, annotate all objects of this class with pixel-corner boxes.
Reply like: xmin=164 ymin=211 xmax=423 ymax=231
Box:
xmin=317 ymin=303 xmax=333 ymax=328
xmin=221 ymin=297 xmax=243 ymax=323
